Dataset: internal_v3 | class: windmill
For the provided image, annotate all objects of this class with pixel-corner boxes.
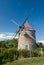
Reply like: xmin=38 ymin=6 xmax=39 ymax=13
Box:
xmin=11 ymin=17 xmax=37 ymax=50
xmin=11 ymin=8 xmax=37 ymax=50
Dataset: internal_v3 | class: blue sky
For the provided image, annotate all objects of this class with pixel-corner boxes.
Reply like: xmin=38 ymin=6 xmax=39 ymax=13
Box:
xmin=0 ymin=0 xmax=44 ymax=41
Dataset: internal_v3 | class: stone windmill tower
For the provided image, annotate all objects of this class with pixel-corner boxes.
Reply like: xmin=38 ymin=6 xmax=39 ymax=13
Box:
xmin=11 ymin=19 xmax=37 ymax=50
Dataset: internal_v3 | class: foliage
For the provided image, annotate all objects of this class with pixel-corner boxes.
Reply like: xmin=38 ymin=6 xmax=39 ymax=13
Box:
xmin=21 ymin=49 xmax=30 ymax=58
xmin=36 ymin=42 xmax=44 ymax=48
xmin=0 ymin=48 xmax=19 ymax=64
xmin=18 ymin=49 xmax=30 ymax=58
xmin=0 ymin=39 xmax=44 ymax=64
xmin=0 ymin=48 xmax=44 ymax=64
xmin=0 ymin=39 xmax=18 ymax=48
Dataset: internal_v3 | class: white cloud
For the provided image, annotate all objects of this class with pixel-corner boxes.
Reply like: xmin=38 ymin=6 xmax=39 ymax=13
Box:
xmin=0 ymin=34 xmax=5 ymax=38
xmin=37 ymin=40 xmax=44 ymax=44
xmin=0 ymin=32 xmax=16 ymax=41
xmin=0 ymin=34 xmax=6 ymax=39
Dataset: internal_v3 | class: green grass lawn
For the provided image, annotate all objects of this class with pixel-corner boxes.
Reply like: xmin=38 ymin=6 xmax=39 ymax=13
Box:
xmin=3 ymin=57 xmax=44 ymax=65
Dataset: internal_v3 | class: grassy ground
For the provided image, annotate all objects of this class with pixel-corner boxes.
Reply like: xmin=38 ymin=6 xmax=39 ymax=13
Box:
xmin=3 ymin=57 xmax=44 ymax=65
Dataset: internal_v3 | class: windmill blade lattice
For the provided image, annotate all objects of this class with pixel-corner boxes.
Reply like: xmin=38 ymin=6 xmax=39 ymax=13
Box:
xmin=11 ymin=19 xmax=19 ymax=27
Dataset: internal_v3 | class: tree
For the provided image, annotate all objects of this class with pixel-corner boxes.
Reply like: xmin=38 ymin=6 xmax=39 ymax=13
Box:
xmin=0 ymin=38 xmax=18 ymax=48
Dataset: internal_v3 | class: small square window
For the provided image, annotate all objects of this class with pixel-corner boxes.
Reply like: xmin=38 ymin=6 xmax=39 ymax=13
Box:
xmin=25 ymin=45 xmax=28 ymax=49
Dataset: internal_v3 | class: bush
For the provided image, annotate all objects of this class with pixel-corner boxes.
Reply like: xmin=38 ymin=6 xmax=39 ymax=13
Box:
xmin=2 ymin=49 xmax=14 ymax=63
xmin=18 ymin=49 xmax=30 ymax=58
xmin=31 ymin=48 xmax=44 ymax=57
xmin=8 ymin=48 xmax=19 ymax=60
xmin=18 ymin=49 xmax=44 ymax=58
xmin=0 ymin=53 xmax=4 ymax=65
xmin=31 ymin=50 xmax=39 ymax=57
xmin=0 ymin=48 xmax=19 ymax=64
xmin=0 ymin=48 xmax=44 ymax=64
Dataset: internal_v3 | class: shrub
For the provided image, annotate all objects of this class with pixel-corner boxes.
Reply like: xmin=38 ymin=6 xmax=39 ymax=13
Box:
xmin=31 ymin=48 xmax=44 ymax=57
xmin=0 ymin=53 xmax=4 ymax=65
xmin=21 ymin=49 xmax=30 ymax=58
xmin=0 ymin=48 xmax=19 ymax=64
xmin=0 ymin=48 xmax=44 ymax=64
xmin=18 ymin=49 xmax=41 ymax=58
xmin=8 ymin=48 xmax=19 ymax=60
xmin=2 ymin=49 xmax=14 ymax=63
xmin=31 ymin=50 xmax=39 ymax=57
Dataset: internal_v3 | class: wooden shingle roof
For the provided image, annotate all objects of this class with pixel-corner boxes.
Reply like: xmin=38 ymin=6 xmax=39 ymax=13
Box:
xmin=24 ymin=21 xmax=34 ymax=30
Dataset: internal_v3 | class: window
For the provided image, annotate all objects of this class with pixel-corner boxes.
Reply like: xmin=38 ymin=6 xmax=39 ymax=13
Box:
xmin=25 ymin=45 xmax=28 ymax=49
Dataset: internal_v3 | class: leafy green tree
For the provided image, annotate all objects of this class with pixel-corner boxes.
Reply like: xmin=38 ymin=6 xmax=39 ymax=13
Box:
xmin=0 ymin=38 xmax=18 ymax=48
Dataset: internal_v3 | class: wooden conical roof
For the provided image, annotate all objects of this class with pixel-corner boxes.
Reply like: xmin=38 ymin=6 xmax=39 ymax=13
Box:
xmin=24 ymin=21 xmax=34 ymax=30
